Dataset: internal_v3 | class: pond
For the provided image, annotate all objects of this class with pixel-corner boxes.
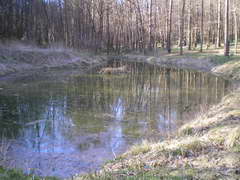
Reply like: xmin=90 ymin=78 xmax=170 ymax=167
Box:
xmin=0 ymin=61 xmax=233 ymax=179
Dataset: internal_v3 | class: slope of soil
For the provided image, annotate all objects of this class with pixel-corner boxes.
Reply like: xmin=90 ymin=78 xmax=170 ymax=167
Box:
xmin=0 ymin=46 xmax=107 ymax=78
xmin=212 ymin=60 xmax=240 ymax=80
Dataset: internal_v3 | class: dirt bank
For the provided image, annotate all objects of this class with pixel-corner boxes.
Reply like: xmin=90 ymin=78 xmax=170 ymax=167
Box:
xmin=1 ymin=46 xmax=240 ymax=82
xmin=0 ymin=46 xmax=108 ymax=79
xmin=113 ymin=53 xmax=240 ymax=81
xmin=114 ymin=54 xmax=215 ymax=72
xmin=212 ymin=60 xmax=240 ymax=80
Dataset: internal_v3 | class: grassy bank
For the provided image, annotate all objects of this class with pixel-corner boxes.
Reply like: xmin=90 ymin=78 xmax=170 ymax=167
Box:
xmin=76 ymin=50 xmax=240 ymax=179
xmin=0 ymin=167 xmax=59 ymax=180
xmin=212 ymin=58 xmax=240 ymax=80
xmin=77 ymin=89 xmax=240 ymax=180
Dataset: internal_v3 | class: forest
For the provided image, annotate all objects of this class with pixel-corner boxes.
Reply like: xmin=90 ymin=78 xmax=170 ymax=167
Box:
xmin=0 ymin=0 xmax=239 ymax=55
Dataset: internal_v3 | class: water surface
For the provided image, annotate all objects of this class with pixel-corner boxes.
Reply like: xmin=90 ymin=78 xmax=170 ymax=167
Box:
xmin=0 ymin=62 xmax=232 ymax=178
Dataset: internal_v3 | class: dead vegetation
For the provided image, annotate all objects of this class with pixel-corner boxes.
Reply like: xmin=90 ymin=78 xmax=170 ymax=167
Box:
xmin=76 ymin=89 xmax=240 ymax=180
xmin=212 ymin=60 xmax=240 ymax=80
xmin=0 ymin=44 xmax=108 ymax=78
xmin=98 ymin=65 xmax=129 ymax=74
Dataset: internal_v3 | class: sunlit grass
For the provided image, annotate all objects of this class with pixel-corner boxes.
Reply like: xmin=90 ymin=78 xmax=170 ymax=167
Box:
xmin=127 ymin=140 xmax=152 ymax=156
xmin=75 ymin=88 xmax=240 ymax=179
xmin=225 ymin=127 xmax=240 ymax=150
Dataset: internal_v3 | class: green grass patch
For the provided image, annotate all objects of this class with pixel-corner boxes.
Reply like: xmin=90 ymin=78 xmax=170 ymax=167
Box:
xmin=210 ymin=55 xmax=239 ymax=65
xmin=80 ymin=174 xmax=194 ymax=180
xmin=78 ymin=168 xmax=197 ymax=180
xmin=0 ymin=166 xmax=59 ymax=180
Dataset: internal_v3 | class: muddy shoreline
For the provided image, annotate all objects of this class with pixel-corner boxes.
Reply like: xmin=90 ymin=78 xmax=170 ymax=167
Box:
xmin=0 ymin=47 xmax=108 ymax=82
xmin=0 ymin=47 xmax=235 ymax=83
xmin=113 ymin=54 xmax=215 ymax=72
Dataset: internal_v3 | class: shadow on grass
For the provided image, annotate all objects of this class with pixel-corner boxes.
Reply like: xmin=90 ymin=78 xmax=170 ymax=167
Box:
xmin=0 ymin=166 xmax=59 ymax=180
xmin=79 ymin=166 xmax=240 ymax=180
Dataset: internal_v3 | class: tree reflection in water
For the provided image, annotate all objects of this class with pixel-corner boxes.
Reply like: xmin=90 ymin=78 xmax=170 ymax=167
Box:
xmin=0 ymin=62 xmax=233 ymax=178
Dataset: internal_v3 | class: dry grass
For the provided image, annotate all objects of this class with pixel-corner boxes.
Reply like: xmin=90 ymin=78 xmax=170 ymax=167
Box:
xmin=127 ymin=140 xmax=152 ymax=156
xmin=76 ymin=88 xmax=240 ymax=179
xmin=212 ymin=58 xmax=240 ymax=80
xmin=225 ymin=127 xmax=240 ymax=151
xmin=0 ymin=42 xmax=108 ymax=78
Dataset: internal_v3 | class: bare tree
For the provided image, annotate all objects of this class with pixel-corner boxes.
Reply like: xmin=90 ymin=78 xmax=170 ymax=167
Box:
xmin=148 ymin=0 xmax=154 ymax=50
xmin=166 ymin=0 xmax=173 ymax=53
xmin=180 ymin=0 xmax=186 ymax=55
xmin=216 ymin=0 xmax=222 ymax=48
xmin=224 ymin=0 xmax=230 ymax=56
xmin=187 ymin=0 xmax=192 ymax=50
xmin=233 ymin=0 xmax=238 ymax=54
xmin=200 ymin=0 xmax=204 ymax=52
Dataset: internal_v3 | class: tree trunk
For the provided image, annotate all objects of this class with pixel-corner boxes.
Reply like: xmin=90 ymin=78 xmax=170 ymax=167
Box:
xmin=224 ymin=0 xmax=230 ymax=56
xmin=187 ymin=0 xmax=192 ymax=50
xmin=136 ymin=0 xmax=145 ymax=52
xmin=217 ymin=0 xmax=222 ymax=48
xmin=200 ymin=0 xmax=204 ymax=52
xmin=166 ymin=0 xmax=173 ymax=53
xmin=233 ymin=7 xmax=238 ymax=54
xmin=98 ymin=1 xmax=104 ymax=51
xmin=207 ymin=0 xmax=212 ymax=48
xmin=106 ymin=3 xmax=110 ymax=54
xmin=148 ymin=0 xmax=155 ymax=51
xmin=180 ymin=0 xmax=186 ymax=55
